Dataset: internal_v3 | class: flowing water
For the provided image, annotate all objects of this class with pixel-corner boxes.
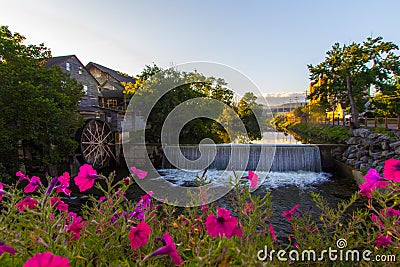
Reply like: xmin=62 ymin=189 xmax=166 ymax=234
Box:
xmin=155 ymin=131 xmax=359 ymax=243
xmin=163 ymin=144 xmax=322 ymax=172
xmin=155 ymin=167 xmax=358 ymax=244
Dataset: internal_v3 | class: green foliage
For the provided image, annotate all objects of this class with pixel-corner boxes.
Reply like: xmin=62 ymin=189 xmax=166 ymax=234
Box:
xmin=237 ymin=92 xmax=262 ymax=141
xmin=128 ymin=65 xmax=261 ymax=144
xmin=1 ymin=162 xmax=399 ymax=266
xmin=308 ymin=37 xmax=400 ymax=128
xmin=0 ymin=170 xmax=275 ymax=266
xmin=272 ymin=119 xmax=350 ymax=143
xmin=373 ymin=91 xmax=400 ymax=117
xmin=373 ymin=126 xmax=390 ymax=135
xmin=293 ymin=105 xmax=307 ymax=118
xmin=0 ymin=26 xmax=83 ymax=176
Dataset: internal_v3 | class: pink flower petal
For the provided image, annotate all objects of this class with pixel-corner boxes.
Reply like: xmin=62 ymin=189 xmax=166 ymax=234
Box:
xmin=384 ymin=158 xmax=400 ymax=182
xmin=23 ymin=252 xmax=70 ymax=267
xmin=129 ymin=222 xmax=152 ymax=249
xmin=269 ymin=223 xmax=277 ymax=243
xmin=50 ymin=197 xmax=69 ymax=212
xmin=248 ymin=170 xmax=258 ymax=188
xmin=74 ymin=164 xmax=97 ymax=192
xmin=206 ymin=207 xmax=240 ymax=238
xmin=375 ymin=233 xmax=392 ymax=247
xmin=15 ymin=196 xmax=38 ymax=212
xmin=130 ymin=166 xmax=148 ymax=179
xmin=0 ymin=243 xmax=15 ymax=256
xmin=151 ymin=232 xmax=183 ymax=266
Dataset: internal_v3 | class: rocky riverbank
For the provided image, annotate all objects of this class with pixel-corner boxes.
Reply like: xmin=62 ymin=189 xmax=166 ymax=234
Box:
xmin=332 ymin=128 xmax=400 ymax=173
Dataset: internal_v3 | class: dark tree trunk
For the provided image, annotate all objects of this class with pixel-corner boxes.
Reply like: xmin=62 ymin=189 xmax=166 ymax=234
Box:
xmin=346 ymin=74 xmax=359 ymax=128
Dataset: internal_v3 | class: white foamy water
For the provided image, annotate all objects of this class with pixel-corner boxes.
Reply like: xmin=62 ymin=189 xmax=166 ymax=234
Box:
xmin=156 ymin=169 xmax=331 ymax=189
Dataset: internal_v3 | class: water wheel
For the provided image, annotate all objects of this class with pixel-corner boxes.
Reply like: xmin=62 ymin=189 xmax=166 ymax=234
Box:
xmin=79 ymin=119 xmax=115 ymax=169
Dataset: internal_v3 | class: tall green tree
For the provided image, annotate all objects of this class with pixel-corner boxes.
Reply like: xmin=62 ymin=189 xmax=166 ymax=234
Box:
xmin=308 ymin=37 xmax=400 ymax=128
xmin=237 ymin=92 xmax=262 ymax=140
xmin=0 ymin=26 xmax=83 ymax=176
xmin=128 ymin=65 xmax=265 ymax=144
xmin=130 ymin=65 xmax=235 ymax=144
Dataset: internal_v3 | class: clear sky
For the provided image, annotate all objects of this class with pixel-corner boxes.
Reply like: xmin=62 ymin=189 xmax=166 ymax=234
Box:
xmin=1 ymin=0 xmax=400 ymax=100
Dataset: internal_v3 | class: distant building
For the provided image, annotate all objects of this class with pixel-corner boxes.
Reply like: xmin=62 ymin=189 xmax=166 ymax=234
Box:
xmin=326 ymin=102 xmax=345 ymax=122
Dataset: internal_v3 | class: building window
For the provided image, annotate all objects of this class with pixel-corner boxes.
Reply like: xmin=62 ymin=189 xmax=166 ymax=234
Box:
xmin=66 ymin=62 xmax=70 ymax=71
xmin=107 ymin=99 xmax=118 ymax=109
xmin=78 ymin=67 xmax=83 ymax=75
xmin=83 ymin=85 xmax=88 ymax=94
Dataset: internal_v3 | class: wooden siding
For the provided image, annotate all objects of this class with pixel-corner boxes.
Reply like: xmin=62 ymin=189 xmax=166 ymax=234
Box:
xmin=47 ymin=56 xmax=99 ymax=113
xmin=65 ymin=57 xmax=99 ymax=112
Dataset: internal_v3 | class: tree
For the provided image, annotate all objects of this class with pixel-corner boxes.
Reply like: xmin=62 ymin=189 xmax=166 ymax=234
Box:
xmin=129 ymin=65 xmax=235 ymax=144
xmin=0 ymin=26 xmax=83 ymax=176
xmin=308 ymin=37 xmax=400 ymax=128
xmin=123 ymin=64 xmax=161 ymax=98
xmin=237 ymin=92 xmax=263 ymax=140
xmin=373 ymin=91 xmax=400 ymax=117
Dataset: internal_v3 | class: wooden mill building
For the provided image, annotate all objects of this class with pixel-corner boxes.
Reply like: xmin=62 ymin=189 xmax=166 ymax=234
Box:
xmin=45 ymin=55 xmax=137 ymax=168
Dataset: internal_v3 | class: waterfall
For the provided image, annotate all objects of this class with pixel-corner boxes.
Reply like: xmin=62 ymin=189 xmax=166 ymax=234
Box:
xmin=162 ymin=144 xmax=322 ymax=172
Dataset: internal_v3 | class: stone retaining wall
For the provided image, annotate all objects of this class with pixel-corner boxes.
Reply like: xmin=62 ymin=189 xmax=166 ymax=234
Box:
xmin=333 ymin=128 xmax=400 ymax=173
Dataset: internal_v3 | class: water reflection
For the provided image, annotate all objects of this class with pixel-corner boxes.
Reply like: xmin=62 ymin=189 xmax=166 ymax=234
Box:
xmin=253 ymin=131 xmax=302 ymax=144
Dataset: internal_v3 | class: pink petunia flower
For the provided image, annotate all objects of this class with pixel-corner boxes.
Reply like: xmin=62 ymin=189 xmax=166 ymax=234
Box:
xmin=56 ymin=172 xmax=71 ymax=196
xmin=232 ymin=225 xmax=243 ymax=238
xmin=149 ymin=232 xmax=183 ymax=266
xmin=129 ymin=222 xmax=152 ymax=249
xmin=366 ymin=168 xmax=389 ymax=188
xmin=23 ymin=252 xmax=70 ymax=267
xmin=123 ymin=177 xmax=131 ymax=185
xmin=50 ymin=197 xmax=69 ymax=212
xmin=269 ymin=223 xmax=277 ymax=244
xmin=381 ymin=208 xmax=400 ymax=217
xmin=15 ymin=196 xmax=38 ymax=212
xmin=246 ymin=170 xmax=258 ymax=188
xmin=16 ymin=171 xmax=28 ymax=182
xmin=383 ymin=158 xmax=400 ymax=182
xmin=375 ymin=233 xmax=392 ymax=247
xmin=74 ymin=164 xmax=98 ymax=192
xmin=206 ymin=206 xmax=241 ymax=238
xmin=139 ymin=191 xmax=154 ymax=209
xmin=66 ymin=212 xmax=85 ymax=240
xmin=358 ymin=182 xmax=374 ymax=198
xmin=0 ymin=242 xmax=15 ymax=256
xmin=24 ymin=176 xmax=42 ymax=193
xmin=130 ymin=166 xmax=148 ymax=179
xmin=0 ymin=183 xmax=5 ymax=201
xmin=282 ymin=205 xmax=300 ymax=221
xmin=359 ymin=169 xmax=389 ymax=198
